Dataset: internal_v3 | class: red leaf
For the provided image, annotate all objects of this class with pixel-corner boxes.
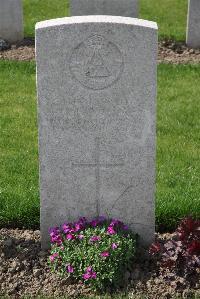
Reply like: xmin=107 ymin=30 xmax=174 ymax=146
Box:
xmin=187 ymin=241 xmax=200 ymax=255
xmin=149 ymin=242 xmax=161 ymax=255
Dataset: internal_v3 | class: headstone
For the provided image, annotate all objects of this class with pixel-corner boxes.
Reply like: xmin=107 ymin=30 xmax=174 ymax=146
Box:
xmin=70 ymin=0 xmax=138 ymax=18
xmin=0 ymin=0 xmax=23 ymax=43
xmin=186 ymin=0 xmax=200 ymax=48
xmin=36 ymin=16 xmax=157 ymax=249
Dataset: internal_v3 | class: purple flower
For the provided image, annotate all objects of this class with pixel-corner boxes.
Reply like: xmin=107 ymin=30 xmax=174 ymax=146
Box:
xmin=91 ymin=272 xmax=97 ymax=279
xmin=97 ymin=216 xmax=106 ymax=223
xmin=107 ymin=226 xmax=116 ymax=235
xmin=90 ymin=235 xmax=101 ymax=242
xmin=83 ymin=272 xmax=91 ymax=280
xmin=111 ymin=243 xmax=118 ymax=250
xmin=51 ymin=235 xmax=63 ymax=246
xmin=49 ymin=226 xmax=60 ymax=235
xmin=78 ymin=234 xmax=84 ymax=240
xmin=67 ymin=264 xmax=74 ymax=273
xmin=49 ymin=253 xmax=59 ymax=262
xmin=66 ymin=233 xmax=75 ymax=240
xmin=62 ymin=223 xmax=72 ymax=233
xmin=86 ymin=266 xmax=92 ymax=272
xmin=49 ymin=227 xmax=63 ymax=245
xmin=110 ymin=219 xmax=122 ymax=227
xmin=90 ymin=216 xmax=106 ymax=227
xmin=100 ymin=251 xmax=110 ymax=258
xmin=74 ymin=223 xmax=83 ymax=232
xmin=90 ymin=219 xmax=99 ymax=227
xmin=122 ymin=224 xmax=129 ymax=230
xmin=49 ymin=256 xmax=54 ymax=262
xmin=82 ymin=266 xmax=97 ymax=280
xmin=78 ymin=217 xmax=87 ymax=224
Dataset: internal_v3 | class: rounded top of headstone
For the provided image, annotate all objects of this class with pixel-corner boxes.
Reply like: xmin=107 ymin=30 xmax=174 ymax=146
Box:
xmin=35 ymin=15 xmax=158 ymax=31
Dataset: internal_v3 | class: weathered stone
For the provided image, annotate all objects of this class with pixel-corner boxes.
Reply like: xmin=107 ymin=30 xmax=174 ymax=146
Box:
xmin=0 ymin=0 xmax=23 ymax=43
xmin=70 ymin=0 xmax=138 ymax=18
xmin=36 ymin=16 xmax=157 ymax=249
xmin=186 ymin=0 xmax=200 ymax=48
xmin=0 ymin=39 xmax=10 ymax=51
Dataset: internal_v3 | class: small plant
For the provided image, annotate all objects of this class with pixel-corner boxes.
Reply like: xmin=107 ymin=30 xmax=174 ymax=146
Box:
xmin=149 ymin=217 xmax=200 ymax=278
xmin=48 ymin=216 xmax=137 ymax=290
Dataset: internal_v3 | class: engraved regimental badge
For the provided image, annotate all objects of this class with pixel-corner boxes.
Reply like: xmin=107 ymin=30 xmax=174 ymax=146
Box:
xmin=70 ymin=34 xmax=124 ymax=90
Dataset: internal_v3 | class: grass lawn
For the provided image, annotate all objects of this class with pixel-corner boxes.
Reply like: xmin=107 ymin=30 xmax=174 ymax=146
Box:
xmin=0 ymin=61 xmax=199 ymax=230
xmin=156 ymin=64 xmax=200 ymax=230
xmin=0 ymin=61 xmax=39 ymax=228
xmin=23 ymin=0 xmax=188 ymax=41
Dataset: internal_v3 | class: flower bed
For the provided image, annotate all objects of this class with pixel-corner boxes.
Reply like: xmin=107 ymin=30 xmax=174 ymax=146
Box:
xmin=49 ymin=217 xmax=137 ymax=290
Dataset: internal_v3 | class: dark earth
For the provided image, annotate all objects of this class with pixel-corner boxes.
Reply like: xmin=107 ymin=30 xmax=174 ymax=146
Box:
xmin=0 ymin=228 xmax=199 ymax=298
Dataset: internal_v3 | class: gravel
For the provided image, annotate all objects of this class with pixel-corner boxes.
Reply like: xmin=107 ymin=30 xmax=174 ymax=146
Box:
xmin=0 ymin=228 xmax=199 ymax=298
xmin=158 ymin=39 xmax=200 ymax=64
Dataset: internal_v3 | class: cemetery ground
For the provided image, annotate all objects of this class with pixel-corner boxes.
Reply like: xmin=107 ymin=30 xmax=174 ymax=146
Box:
xmin=0 ymin=61 xmax=199 ymax=298
xmin=1 ymin=0 xmax=200 ymax=63
xmin=0 ymin=1 xmax=200 ymax=298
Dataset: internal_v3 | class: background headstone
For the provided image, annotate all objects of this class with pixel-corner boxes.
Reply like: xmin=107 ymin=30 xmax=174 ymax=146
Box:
xmin=36 ymin=16 xmax=157 ymax=249
xmin=186 ymin=0 xmax=200 ymax=48
xmin=0 ymin=0 xmax=23 ymax=43
xmin=70 ymin=0 xmax=138 ymax=18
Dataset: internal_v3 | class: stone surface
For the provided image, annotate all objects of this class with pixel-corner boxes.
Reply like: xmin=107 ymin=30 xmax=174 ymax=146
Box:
xmin=0 ymin=0 xmax=23 ymax=43
xmin=0 ymin=39 xmax=10 ymax=51
xmin=36 ymin=15 xmax=157 ymax=249
xmin=186 ymin=0 xmax=200 ymax=48
xmin=70 ymin=0 xmax=138 ymax=18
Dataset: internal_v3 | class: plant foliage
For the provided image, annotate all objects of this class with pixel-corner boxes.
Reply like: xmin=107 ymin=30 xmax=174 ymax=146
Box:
xmin=48 ymin=217 xmax=137 ymax=290
xmin=149 ymin=217 xmax=200 ymax=277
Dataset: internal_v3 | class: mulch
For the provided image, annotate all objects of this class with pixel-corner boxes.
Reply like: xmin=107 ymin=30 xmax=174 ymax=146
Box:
xmin=0 ymin=38 xmax=200 ymax=64
xmin=0 ymin=228 xmax=199 ymax=298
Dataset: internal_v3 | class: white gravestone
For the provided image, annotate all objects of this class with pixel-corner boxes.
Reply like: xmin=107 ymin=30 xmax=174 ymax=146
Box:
xmin=70 ymin=0 xmax=138 ymax=18
xmin=0 ymin=0 xmax=23 ymax=43
xmin=186 ymin=0 xmax=200 ymax=48
xmin=36 ymin=16 xmax=158 ymax=249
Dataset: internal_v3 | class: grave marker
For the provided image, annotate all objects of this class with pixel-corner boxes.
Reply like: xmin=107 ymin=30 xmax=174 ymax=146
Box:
xmin=0 ymin=0 xmax=23 ymax=43
xmin=186 ymin=0 xmax=200 ymax=48
xmin=36 ymin=16 xmax=158 ymax=249
xmin=70 ymin=0 xmax=138 ymax=18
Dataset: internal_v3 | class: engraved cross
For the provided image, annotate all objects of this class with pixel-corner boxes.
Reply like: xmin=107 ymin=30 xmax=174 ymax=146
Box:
xmin=72 ymin=137 xmax=124 ymax=216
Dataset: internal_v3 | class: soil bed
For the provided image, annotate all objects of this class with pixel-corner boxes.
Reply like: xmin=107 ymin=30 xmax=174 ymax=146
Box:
xmin=0 ymin=228 xmax=199 ymax=298
xmin=0 ymin=39 xmax=200 ymax=64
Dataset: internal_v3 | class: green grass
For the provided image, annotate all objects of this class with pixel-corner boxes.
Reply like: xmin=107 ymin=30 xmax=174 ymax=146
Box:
xmin=0 ymin=61 xmax=199 ymax=230
xmin=23 ymin=0 xmax=68 ymax=37
xmin=157 ymin=64 xmax=200 ymax=230
xmin=0 ymin=61 xmax=39 ymax=228
xmin=140 ymin=0 xmax=187 ymax=41
xmin=23 ymin=0 xmax=188 ymax=41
